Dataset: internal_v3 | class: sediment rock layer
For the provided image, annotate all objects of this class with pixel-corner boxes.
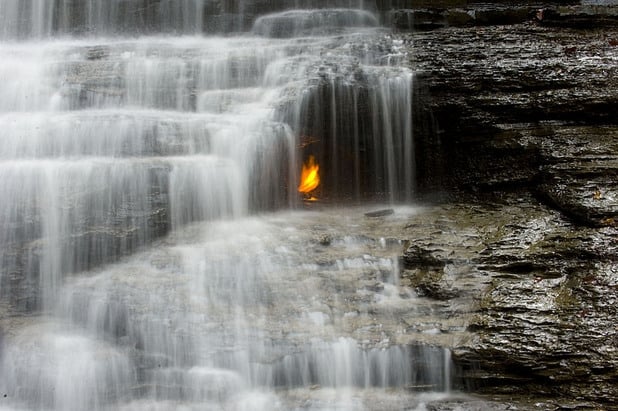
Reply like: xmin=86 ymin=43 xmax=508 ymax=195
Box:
xmin=399 ymin=2 xmax=618 ymax=407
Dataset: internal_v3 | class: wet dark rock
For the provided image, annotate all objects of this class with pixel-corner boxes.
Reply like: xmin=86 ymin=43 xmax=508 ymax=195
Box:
xmin=402 ymin=244 xmax=447 ymax=269
xmin=388 ymin=9 xmax=448 ymax=31
xmin=536 ymin=126 xmax=618 ymax=227
xmin=423 ymin=397 xmax=550 ymax=411
xmin=400 ymin=248 xmax=462 ymax=298
xmin=402 ymin=267 xmax=460 ymax=300
xmin=365 ymin=209 xmax=394 ymax=218
xmin=396 ymin=196 xmax=618 ymax=407
xmin=539 ymin=167 xmax=618 ymax=227
xmin=409 ymin=14 xmax=618 ymax=225
xmin=387 ymin=3 xmax=562 ymax=31
xmin=458 ymin=256 xmax=618 ymax=403
xmin=536 ymin=4 xmax=618 ymax=28
xmin=471 ymin=6 xmax=531 ymax=25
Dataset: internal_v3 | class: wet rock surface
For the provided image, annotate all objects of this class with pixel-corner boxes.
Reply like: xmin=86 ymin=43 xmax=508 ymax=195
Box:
xmin=408 ymin=4 xmax=618 ymax=228
xmin=1 ymin=197 xmax=615 ymax=409
xmin=287 ymin=196 xmax=618 ymax=409
xmin=537 ymin=126 xmax=618 ymax=227
xmin=397 ymin=2 xmax=618 ymax=407
xmin=397 ymin=195 xmax=618 ymax=408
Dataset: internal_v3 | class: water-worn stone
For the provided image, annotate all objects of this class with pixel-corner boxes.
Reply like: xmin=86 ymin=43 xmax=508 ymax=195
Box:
xmin=536 ymin=4 xmax=618 ymax=27
xmin=402 ymin=244 xmax=447 ymax=269
xmin=387 ymin=5 xmax=533 ymax=30
xmin=399 ymin=7 xmax=618 ymax=404
xmin=409 ymin=8 xmax=618 ymax=226
xmin=397 ymin=195 xmax=618 ymax=408
xmin=536 ymin=126 xmax=618 ymax=227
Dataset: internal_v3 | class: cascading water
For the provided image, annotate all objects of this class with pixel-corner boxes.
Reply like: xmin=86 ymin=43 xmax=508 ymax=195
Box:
xmin=0 ymin=2 xmax=450 ymax=410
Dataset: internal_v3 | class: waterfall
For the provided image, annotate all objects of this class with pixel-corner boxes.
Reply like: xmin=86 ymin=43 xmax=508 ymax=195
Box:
xmin=0 ymin=3 xmax=447 ymax=410
xmin=0 ymin=0 xmax=208 ymax=37
xmin=283 ymin=59 xmax=415 ymax=202
xmin=0 ymin=0 xmax=376 ymax=38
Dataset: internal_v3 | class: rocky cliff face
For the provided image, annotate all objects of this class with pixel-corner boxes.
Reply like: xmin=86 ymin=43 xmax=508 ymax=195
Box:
xmin=410 ymin=3 xmax=617 ymax=224
xmin=398 ymin=195 xmax=617 ymax=409
xmin=397 ymin=1 xmax=618 ymax=407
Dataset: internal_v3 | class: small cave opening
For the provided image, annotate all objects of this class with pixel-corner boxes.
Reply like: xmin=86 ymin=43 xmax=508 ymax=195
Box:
xmin=288 ymin=71 xmax=441 ymax=204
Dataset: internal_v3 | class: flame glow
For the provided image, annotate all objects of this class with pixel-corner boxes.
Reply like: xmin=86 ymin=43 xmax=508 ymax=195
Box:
xmin=297 ymin=155 xmax=320 ymax=194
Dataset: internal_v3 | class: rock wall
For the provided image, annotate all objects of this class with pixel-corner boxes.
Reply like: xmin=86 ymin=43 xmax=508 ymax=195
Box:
xmin=396 ymin=1 xmax=618 ymax=407
xmin=399 ymin=195 xmax=618 ymax=408
xmin=410 ymin=2 xmax=618 ymax=227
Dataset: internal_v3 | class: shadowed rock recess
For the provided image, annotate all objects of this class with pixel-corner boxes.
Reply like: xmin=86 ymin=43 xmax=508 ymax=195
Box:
xmin=398 ymin=0 xmax=618 ymax=408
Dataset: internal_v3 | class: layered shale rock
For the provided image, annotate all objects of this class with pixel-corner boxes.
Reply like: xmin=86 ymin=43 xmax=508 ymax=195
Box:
xmin=408 ymin=3 xmax=618 ymax=225
xmin=396 ymin=196 xmax=618 ymax=408
xmin=395 ymin=2 xmax=618 ymax=407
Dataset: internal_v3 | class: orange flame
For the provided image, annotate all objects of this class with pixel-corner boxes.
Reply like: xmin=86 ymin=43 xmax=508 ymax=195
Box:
xmin=298 ymin=155 xmax=320 ymax=194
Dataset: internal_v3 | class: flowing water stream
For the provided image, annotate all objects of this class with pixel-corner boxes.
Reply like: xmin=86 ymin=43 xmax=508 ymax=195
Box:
xmin=0 ymin=2 xmax=449 ymax=410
